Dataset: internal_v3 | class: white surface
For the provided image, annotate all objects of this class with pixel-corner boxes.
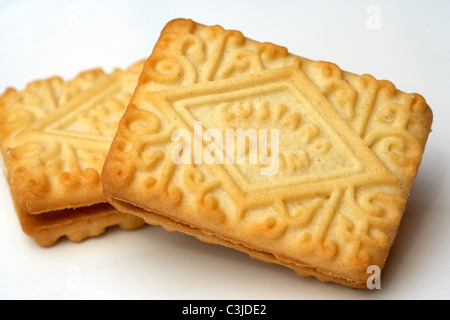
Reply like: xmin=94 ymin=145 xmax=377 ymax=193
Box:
xmin=0 ymin=0 xmax=449 ymax=300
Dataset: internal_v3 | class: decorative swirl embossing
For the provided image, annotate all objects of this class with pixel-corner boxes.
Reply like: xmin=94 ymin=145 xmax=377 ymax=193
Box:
xmin=258 ymin=42 xmax=291 ymax=70
xmin=374 ymin=92 xmax=431 ymax=148
xmin=121 ymin=104 xmax=161 ymax=136
xmin=179 ymin=34 xmax=207 ymax=64
xmin=243 ymin=200 xmax=288 ymax=240
xmin=106 ymin=158 xmax=136 ymax=186
xmin=201 ymin=25 xmax=245 ymax=81
xmin=142 ymin=21 xmax=298 ymax=87
xmin=183 ymin=164 xmax=225 ymax=223
xmin=0 ymin=101 xmax=39 ymax=139
xmin=216 ymin=42 xmax=292 ymax=80
xmin=297 ymin=190 xmax=341 ymax=259
xmin=243 ymin=196 xmax=325 ymax=242
xmin=376 ymin=102 xmax=410 ymax=127
xmin=6 ymin=141 xmax=58 ymax=201
xmin=143 ymin=28 xmax=207 ymax=85
xmin=144 ymin=175 xmax=183 ymax=207
xmin=158 ymin=32 xmax=206 ymax=64
xmin=138 ymin=141 xmax=183 ymax=207
xmin=302 ymin=61 xmax=357 ymax=121
xmin=108 ymin=103 xmax=174 ymax=191
xmin=365 ymin=128 xmax=423 ymax=178
xmin=289 ymin=197 xmax=323 ymax=228
xmin=246 ymin=214 xmax=288 ymax=240
xmin=140 ymin=149 xmax=165 ymax=171
xmin=338 ymin=187 xmax=405 ymax=269
xmin=8 ymin=140 xmax=60 ymax=165
xmin=0 ymin=79 xmax=65 ymax=139
xmin=217 ymin=49 xmax=264 ymax=79
xmin=144 ymin=55 xmax=191 ymax=85
xmin=108 ymin=139 xmax=165 ymax=188
xmin=59 ymin=168 xmax=101 ymax=189
xmin=14 ymin=166 xmax=50 ymax=199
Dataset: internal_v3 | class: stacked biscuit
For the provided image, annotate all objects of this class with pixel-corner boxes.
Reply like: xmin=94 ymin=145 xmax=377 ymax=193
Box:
xmin=0 ymin=60 xmax=147 ymax=246
xmin=0 ymin=18 xmax=432 ymax=288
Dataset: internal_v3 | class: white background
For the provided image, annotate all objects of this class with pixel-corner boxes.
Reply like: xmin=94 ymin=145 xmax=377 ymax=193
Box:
xmin=0 ymin=0 xmax=449 ymax=300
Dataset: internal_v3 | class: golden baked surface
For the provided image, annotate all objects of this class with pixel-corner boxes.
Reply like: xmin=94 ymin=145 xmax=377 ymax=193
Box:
xmin=0 ymin=61 xmax=146 ymax=245
xmin=102 ymin=19 xmax=433 ymax=287
xmin=0 ymin=60 xmax=144 ymax=212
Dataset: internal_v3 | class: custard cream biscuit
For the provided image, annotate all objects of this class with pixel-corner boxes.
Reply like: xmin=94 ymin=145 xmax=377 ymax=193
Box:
xmin=102 ymin=19 xmax=433 ymax=288
xmin=0 ymin=61 xmax=146 ymax=246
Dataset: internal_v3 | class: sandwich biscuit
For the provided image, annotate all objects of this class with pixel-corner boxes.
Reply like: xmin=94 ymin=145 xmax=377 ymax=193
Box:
xmin=0 ymin=61 xmax=146 ymax=246
xmin=102 ymin=19 xmax=433 ymax=287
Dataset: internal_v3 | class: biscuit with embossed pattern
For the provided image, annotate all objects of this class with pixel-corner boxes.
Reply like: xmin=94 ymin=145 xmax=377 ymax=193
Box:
xmin=102 ymin=19 xmax=433 ymax=288
xmin=0 ymin=61 xmax=146 ymax=246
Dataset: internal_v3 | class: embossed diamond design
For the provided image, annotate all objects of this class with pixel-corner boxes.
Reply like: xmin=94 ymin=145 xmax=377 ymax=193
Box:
xmin=163 ymin=66 xmax=396 ymax=195
xmin=101 ymin=19 xmax=433 ymax=288
xmin=2 ymin=64 xmax=142 ymax=213
xmin=39 ymin=78 xmax=129 ymax=142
